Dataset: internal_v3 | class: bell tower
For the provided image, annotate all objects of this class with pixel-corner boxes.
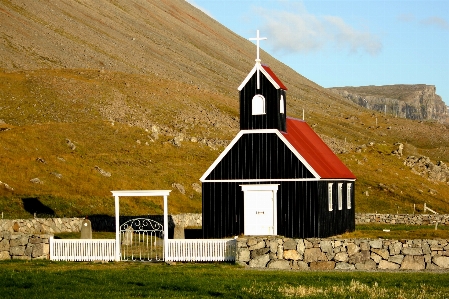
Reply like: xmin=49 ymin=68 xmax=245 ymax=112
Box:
xmin=238 ymin=30 xmax=287 ymax=131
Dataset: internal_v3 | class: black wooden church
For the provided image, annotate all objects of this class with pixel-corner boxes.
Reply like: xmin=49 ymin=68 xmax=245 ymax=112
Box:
xmin=200 ymin=31 xmax=356 ymax=239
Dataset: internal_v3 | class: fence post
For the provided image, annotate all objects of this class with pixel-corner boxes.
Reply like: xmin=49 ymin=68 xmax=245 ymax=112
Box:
xmin=114 ymin=195 xmax=120 ymax=261
xmin=164 ymin=194 xmax=168 ymax=261
xmin=49 ymin=236 xmax=53 ymax=261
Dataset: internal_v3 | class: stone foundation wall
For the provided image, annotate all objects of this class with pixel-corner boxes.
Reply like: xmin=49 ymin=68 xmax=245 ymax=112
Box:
xmin=0 ymin=232 xmax=51 ymax=260
xmin=355 ymin=213 xmax=449 ymax=225
xmin=236 ymin=237 xmax=449 ymax=270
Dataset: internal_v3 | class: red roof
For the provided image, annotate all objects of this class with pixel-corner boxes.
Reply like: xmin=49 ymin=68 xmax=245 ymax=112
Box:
xmin=282 ymin=118 xmax=356 ymax=179
xmin=261 ymin=64 xmax=288 ymax=90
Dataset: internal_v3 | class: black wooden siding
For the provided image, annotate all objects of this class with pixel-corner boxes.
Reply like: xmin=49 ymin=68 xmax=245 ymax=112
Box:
xmin=202 ymin=182 xmax=243 ymax=239
xmin=240 ymin=73 xmax=286 ymax=131
xmin=277 ymin=181 xmax=355 ymax=238
xmin=205 ymin=133 xmax=314 ymax=180
xmin=202 ymin=181 xmax=355 ymax=239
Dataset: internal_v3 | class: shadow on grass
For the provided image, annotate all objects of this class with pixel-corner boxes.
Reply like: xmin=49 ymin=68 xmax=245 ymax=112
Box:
xmin=21 ymin=197 xmax=55 ymax=217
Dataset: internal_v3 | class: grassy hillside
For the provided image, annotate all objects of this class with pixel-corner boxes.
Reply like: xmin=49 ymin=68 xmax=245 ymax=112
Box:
xmin=1 ymin=0 xmax=449 ymax=218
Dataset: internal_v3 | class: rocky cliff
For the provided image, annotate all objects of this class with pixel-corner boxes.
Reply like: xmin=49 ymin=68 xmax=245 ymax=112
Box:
xmin=329 ymin=85 xmax=448 ymax=122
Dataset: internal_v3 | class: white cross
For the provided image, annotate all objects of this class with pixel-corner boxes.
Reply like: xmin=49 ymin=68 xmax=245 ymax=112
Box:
xmin=249 ymin=30 xmax=267 ymax=62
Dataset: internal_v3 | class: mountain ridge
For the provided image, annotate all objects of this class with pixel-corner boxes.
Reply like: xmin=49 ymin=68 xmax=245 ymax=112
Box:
xmin=329 ymin=84 xmax=447 ymax=122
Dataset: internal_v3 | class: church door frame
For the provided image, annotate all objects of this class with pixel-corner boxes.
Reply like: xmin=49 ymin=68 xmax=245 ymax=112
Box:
xmin=241 ymin=184 xmax=278 ymax=236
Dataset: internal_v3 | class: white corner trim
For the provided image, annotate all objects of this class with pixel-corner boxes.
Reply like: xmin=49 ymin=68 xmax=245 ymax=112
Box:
xmin=237 ymin=64 xmax=281 ymax=91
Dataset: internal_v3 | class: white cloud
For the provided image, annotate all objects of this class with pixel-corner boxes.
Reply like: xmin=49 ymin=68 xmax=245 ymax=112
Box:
xmin=254 ymin=5 xmax=382 ymax=56
xmin=324 ymin=16 xmax=382 ymax=55
xmin=397 ymin=13 xmax=415 ymax=23
xmin=421 ymin=16 xmax=449 ymax=31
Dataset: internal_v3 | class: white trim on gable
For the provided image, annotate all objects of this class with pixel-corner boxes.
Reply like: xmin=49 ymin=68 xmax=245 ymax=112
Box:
xmin=274 ymin=131 xmax=321 ymax=178
xmin=203 ymin=178 xmax=320 ymax=183
xmin=200 ymin=129 xmax=321 ymax=182
xmin=237 ymin=63 xmax=281 ymax=91
xmin=199 ymin=130 xmax=246 ymax=182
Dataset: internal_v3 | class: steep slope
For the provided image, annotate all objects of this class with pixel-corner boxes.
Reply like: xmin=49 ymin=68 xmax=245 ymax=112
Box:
xmin=1 ymin=0 xmax=449 ymax=217
xmin=0 ymin=0 xmax=315 ymax=94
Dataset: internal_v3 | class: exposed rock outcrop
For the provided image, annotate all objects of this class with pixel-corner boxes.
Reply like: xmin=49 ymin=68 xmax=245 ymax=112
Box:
xmin=329 ymin=85 xmax=448 ymax=122
xmin=94 ymin=166 xmax=111 ymax=177
xmin=391 ymin=142 xmax=404 ymax=157
xmin=404 ymin=156 xmax=449 ymax=183
xmin=0 ymin=181 xmax=14 ymax=191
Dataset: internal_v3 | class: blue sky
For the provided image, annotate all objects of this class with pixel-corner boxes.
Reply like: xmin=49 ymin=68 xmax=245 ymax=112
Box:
xmin=186 ymin=0 xmax=449 ymax=104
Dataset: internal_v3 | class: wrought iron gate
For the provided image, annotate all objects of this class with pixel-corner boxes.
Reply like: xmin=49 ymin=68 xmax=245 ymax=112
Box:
xmin=120 ymin=218 xmax=164 ymax=261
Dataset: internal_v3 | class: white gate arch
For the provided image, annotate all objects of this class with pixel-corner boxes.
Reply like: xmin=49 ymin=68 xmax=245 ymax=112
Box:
xmin=111 ymin=190 xmax=171 ymax=262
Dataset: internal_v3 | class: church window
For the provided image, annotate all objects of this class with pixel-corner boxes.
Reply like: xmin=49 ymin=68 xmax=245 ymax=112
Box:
xmin=328 ymin=183 xmax=333 ymax=211
xmin=338 ymin=183 xmax=343 ymax=210
xmin=347 ymin=183 xmax=352 ymax=209
xmin=280 ymin=95 xmax=285 ymax=114
xmin=252 ymin=94 xmax=266 ymax=115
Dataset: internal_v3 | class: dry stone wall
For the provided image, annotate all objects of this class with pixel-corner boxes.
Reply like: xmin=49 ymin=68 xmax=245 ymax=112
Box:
xmin=355 ymin=214 xmax=449 ymax=225
xmin=0 ymin=218 xmax=82 ymax=234
xmin=174 ymin=213 xmax=449 ymax=227
xmin=236 ymin=237 xmax=449 ymax=271
xmin=0 ymin=214 xmax=204 ymax=235
xmin=0 ymin=232 xmax=51 ymax=260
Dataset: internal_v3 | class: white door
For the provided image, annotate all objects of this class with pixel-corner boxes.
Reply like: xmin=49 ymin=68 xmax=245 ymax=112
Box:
xmin=244 ymin=190 xmax=275 ymax=235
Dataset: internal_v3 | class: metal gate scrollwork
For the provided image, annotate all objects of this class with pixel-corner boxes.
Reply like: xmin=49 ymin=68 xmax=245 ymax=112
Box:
xmin=120 ymin=218 xmax=164 ymax=261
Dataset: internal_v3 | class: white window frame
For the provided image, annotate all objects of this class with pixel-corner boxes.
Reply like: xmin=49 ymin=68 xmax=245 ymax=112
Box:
xmin=338 ymin=183 xmax=343 ymax=210
xmin=347 ymin=183 xmax=352 ymax=209
xmin=280 ymin=94 xmax=285 ymax=114
xmin=328 ymin=183 xmax=333 ymax=211
xmin=252 ymin=94 xmax=266 ymax=115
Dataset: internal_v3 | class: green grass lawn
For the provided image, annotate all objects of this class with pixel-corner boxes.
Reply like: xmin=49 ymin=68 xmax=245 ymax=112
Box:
xmin=54 ymin=231 xmax=116 ymax=239
xmin=341 ymin=223 xmax=449 ymax=239
xmin=0 ymin=260 xmax=448 ymax=298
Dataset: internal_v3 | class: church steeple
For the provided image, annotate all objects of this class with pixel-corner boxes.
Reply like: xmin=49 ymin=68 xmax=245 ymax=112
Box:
xmin=238 ymin=30 xmax=288 ymax=131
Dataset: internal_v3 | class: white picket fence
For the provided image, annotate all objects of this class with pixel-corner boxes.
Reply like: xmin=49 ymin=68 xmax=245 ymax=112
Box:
xmin=50 ymin=237 xmax=236 ymax=262
xmin=166 ymin=239 xmax=236 ymax=262
xmin=50 ymin=237 xmax=116 ymax=262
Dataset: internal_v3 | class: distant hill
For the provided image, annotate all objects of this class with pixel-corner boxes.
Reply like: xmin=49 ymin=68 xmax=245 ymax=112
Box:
xmin=1 ymin=0 xmax=449 ymax=217
xmin=329 ymin=85 xmax=448 ymax=122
